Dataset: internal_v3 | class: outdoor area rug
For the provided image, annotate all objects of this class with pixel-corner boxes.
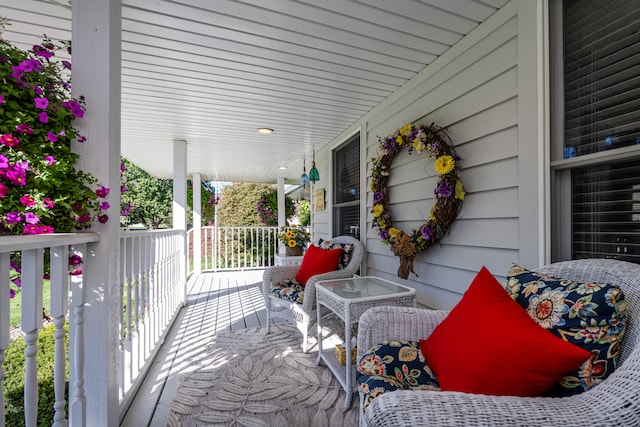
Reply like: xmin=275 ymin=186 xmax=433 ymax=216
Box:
xmin=165 ymin=322 xmax=359 ymax=427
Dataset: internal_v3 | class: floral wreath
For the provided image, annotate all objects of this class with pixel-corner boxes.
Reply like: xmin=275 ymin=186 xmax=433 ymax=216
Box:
xmin=370 ymin=123 xmax=465 ymax=279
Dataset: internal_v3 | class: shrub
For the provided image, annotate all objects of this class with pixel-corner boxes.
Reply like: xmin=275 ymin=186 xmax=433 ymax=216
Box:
xmin=3 ymin=322 xmax=69 ymax=427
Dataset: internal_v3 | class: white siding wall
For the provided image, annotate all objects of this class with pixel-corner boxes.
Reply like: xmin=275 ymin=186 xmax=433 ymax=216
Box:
xmin=312 ymin=0 xmax=547 ymax=309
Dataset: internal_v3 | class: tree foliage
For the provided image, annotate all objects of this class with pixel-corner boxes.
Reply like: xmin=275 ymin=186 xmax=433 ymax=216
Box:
xmin=216 ymin=182 xmax=272 ymax=226
xmin=121 ymin=158 xmax=173 ymax=229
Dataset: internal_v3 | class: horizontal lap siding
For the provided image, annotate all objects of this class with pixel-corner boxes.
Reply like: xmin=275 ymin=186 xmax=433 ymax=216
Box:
xmin=365 ymin=2 xmax=539 ymax=309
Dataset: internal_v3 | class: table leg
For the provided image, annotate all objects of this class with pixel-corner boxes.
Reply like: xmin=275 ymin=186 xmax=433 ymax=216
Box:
xmin=344 ymin=308 xmax=352 ymax=409
xmin=316 ymin=302 xmax=323 ymax=365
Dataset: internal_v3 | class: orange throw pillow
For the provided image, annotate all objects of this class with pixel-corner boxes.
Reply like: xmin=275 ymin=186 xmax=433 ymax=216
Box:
xmin=294 ymin=245 xmax=342 ymax=286
xmin=420 ymin=266 xmax=591 ymax=397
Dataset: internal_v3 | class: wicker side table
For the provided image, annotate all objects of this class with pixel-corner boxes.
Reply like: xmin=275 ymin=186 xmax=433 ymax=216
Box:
xmin=274 ymin=253 xmax=304 ymax=266
xmin=316 ymin=276 xmax=416 ymax=409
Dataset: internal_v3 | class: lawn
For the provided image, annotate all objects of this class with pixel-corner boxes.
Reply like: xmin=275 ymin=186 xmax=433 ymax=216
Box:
xmin=9 ymin=282 xmax=51 ymax=328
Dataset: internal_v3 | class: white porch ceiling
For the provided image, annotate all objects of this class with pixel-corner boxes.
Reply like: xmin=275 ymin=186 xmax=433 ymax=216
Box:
xmin=1 ymin=0 xmax=508 ymax=183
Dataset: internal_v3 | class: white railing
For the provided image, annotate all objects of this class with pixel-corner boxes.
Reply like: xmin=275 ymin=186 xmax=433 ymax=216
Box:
xmin=118 ymin=229 xmax=185 ymax=412
xmin=194 ymin=226 xmax=280 ymax=271
xmin=0 ymin=229 xmax=186 ymax=427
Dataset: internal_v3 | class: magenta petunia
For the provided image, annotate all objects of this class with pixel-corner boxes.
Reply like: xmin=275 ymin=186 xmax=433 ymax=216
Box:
xmin=12 ymin=278 xmax=21 ymax=288
xmin=43 ymin=198 xmax=55 ymax=209
xmin=77 ymin=213 xmax=92 ymax=223
xmin=95 ymin=186 xmax=110 ymax=198
xmin=47 ymin=131 xmax=57 ymax=143
xmin=69 ymin=269 xmax=83 ymax=276
xmin=0 ymin=93 xmax=3 ymax=104
xmin=39 ymin=225 xmax=54 ymax=234
xmin=61 ymin=60 xmax=71 ymax=70
xmin=38 ymin=112 xmax=48 ymax=123
xmin=100 ymin=201 xmax=110 ymax=211
xmin=32 ymin=45 xmax=54 ymax=59
xmin=16 ymin=123 xmax=34 ymax=135
xmin=69 ymin=254 xmax=83 ymax=266
xmin=24 ymin=212 xmax=40 ymax=224
xmin=34 ymin=97 xmax=49 ymax=110
xmin=20 ymin=194 xmax=35 ymax=207
xmin=0 ymin=154 xmax=8 ymax=168
xmin=0 ymin=134 xmax=19 ymax=147
xmin=98 ymin=214 xmax=109 ymax=224
xmin=0 ymin=183 xmax=8 ymax=198
xmin=77 ymin=134 xmax=86 ymax=143
xmin=71 ymin=202 xmax=84 ymax=211
xmin=23 ymin=224 xmax=39 ymax=235
xmin=44 ymin=155 xmax=55 ymax=165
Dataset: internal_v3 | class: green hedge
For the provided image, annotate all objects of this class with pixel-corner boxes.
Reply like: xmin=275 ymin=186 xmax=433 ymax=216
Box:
xmin=3 ymin=322 xmax=69 ymax=427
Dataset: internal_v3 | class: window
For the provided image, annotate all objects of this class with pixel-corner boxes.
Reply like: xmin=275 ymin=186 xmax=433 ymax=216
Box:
xmin=333 ymin=133 xmax=360 ymax=239
xmin=551 ymin=0 xmax=640 ymax=263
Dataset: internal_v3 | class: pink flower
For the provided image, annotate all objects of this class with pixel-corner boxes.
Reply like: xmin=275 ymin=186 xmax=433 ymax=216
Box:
xmin=23 ymin=224 xmax=40 ymax=234
xmin=25 ymin=212 xmax=40 ymax=224
xmin=77 ymin=213 xmax=91 ymax=223
xmin=71 ymin=202 xmax=84 ymax=211
xmin=16 ymin=124 xmax=34 ymax=135
xmin=38 ymin=225 xmax=54 ymax=234
xmin=0 ymin=134 xmax=19 ymax=147
xmin=69 ymin=254 xmax=83 ymax=266
xmin=46 ymin=132 xmax=57 ymax=143
xmin=6 ymin=212 xmax=22 ymax=223
xmin=77 ymin=134 xmax=86 ymax=143
xmin=98 ymin=214 xmax=109 ymax=223
xmin=0 ymin=184 xmax=8 ymax=198
xmin=69 ymin=269 xmax=83 ymax=276
xmin=0 ymin=94 xmax=3 ymax=104
xmin=38 ymin=112 xmax=48 ymax=123
xmin=95 ymin=186 xmax=110 ymax=198
xmin=43 ymin=198 xmax=54 ymax=209
xmin=20 ymin=194 xmax=36 ymax=207
xmin=100 ymin=201 xmax=110 ymax=210
xmin=44 ymin=156 xmax=55 ymax=165
xmin=34 ymin=97 xmax=49 ymax=109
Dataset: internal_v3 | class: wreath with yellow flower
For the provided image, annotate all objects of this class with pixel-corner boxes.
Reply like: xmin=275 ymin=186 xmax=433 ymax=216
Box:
xmin=370 ymin=123 xmax=465 ymax=279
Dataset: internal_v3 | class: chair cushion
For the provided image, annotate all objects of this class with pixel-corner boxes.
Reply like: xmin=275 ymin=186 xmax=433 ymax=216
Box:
xmin=317 ymin=238 xmax=355 ymax=270
xmin=294 ymin=244 xmax=342 ymax=286
xmin=420 ymin=266 xmax=591 ymax=397
xmin=356 ymin=340 xmax=440 ymax=413
xmin=270 ymin=278 xmax=305 ymax=304
xmin=504 ymin=263 xmax=627 ymax=396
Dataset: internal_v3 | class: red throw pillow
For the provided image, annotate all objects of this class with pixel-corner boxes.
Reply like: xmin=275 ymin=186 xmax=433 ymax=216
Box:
xmin=420 ymin=266 xmax=591 ymax=397
xmin=294 ymin=245 xmax=342 ymax=286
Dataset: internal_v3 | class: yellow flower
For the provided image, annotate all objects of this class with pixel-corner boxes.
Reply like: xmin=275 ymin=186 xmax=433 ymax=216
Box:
xmin=285 ymin=230 xmax=295 ymax=238
xmin=287 ymin=239 xmax=297 ymax=247
xmin=389 ymin=228 xmax=401 ymax=238
xmin=412 ymin=138 xmax=425 ymax=152
xmin=455 ymin=180 xmax=465 ymax=200
xmin=429 ymin=206 xmax=436 ymax=220
xmin=373 ymin=204 xmax=384 ymax=217
xmin=370 ymin=179 xmax=376 ymax=191
xmin=400 ymin=124 xmax=413 ymax=136
xmin=435 ymin=155 xmax=455 ymax=175
xmin=396 ymin=135 xmax=404 ymax=145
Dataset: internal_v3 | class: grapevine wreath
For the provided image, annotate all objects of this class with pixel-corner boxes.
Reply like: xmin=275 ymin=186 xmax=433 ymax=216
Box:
xmin=370 ymin=123 xmax=465 ymax=279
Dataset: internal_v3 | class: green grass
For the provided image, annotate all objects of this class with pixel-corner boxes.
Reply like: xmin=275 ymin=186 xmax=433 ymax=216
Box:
xmin=10 ymin=281 xmax=52 ymax=327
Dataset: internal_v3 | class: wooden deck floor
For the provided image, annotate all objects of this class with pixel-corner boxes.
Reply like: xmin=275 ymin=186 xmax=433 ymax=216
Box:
xmin=120 ymin=269 xmax=280 ymax=427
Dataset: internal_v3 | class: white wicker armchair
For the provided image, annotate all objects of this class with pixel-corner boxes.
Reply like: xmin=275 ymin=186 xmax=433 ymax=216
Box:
xmin=263 ymin=236 xmax=363 ymax=352
xmin=357 ymin=259 xmax=640 ymax=427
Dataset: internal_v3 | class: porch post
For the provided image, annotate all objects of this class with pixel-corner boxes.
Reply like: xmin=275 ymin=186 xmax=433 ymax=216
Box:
xmin=173 ymin=140 xmax=187 ymax=304
xmin=71 ymin=0 xmax=121 ymax=425
xmin=192 ymin=173 xmax=202 ymax=275
xmin=277 ymin=176 xmax=285 ymax=253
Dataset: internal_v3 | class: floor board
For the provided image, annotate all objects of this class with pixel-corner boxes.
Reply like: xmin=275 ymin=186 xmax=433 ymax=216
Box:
xmin=120 ymin=269 xmax=269 ymax=427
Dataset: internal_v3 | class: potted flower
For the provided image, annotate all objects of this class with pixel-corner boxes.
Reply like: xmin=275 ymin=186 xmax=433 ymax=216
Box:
xmin=276 ymin=226 xmax=310 ymax=256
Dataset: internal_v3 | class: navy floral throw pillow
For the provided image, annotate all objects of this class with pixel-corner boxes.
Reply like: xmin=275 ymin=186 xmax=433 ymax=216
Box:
xmin=317 ymin=239 xmax=354 ymax=270
xmin=504 ymin=264 xmax=627 ymax=396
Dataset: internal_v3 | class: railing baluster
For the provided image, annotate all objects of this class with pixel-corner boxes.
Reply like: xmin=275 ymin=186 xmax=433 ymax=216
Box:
xmin=69 ymin=244 xmax=86 ymax=426
xmin=22 ymin=249 xmax=44 ymax=427
xmin=0 ymin=253 xmax=10 ymax=427
xmin=50 ymin=245 xmax=69 ymax=427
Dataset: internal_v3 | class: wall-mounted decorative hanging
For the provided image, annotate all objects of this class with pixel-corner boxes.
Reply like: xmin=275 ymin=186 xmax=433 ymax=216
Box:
xmin=314 ymin=188 xmax=325 ymax=211
xmin=309 ymin=150 xmax=320 ymax=183
xmin=300 ymin=155 xmax=309 ymax=188
xmin=370 ymin=123 xmax=465 ymax=280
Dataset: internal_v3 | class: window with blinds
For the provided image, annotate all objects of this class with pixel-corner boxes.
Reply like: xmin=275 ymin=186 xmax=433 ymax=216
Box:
xmin=552 ymin=0 xmax=640 ymax=263
xmin=563 ymin=0 xmax=640 ymax=158
xmin=333 ymin=134 xmax=360 ymax=239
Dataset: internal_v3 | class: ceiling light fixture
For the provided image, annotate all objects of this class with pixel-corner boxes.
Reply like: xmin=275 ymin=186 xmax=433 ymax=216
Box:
xmin=257 ymin=128 xmax=274 ymax=134
xmin=278 ymin=166 xmax=288 ymax=170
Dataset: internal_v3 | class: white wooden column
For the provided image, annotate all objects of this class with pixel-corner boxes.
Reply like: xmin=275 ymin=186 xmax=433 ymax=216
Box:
xmin=72 ymin=0 xmax=121 ymax=425
xmin=277 ymin=177 xmax=286 ymax=253
xmin=192 ymin=173 xmax=202 ymax=275
xmin=173 ymin=140 xmax=187 ymax=304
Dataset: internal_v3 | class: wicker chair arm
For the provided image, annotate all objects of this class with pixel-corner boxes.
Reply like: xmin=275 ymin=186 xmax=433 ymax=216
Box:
xmin=357 ymin=306 xmax=449 ymax=360
xmin=262 ymin=264 xmax=302 ymax=298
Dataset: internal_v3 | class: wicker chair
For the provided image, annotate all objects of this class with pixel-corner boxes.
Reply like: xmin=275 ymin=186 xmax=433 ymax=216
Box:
xmin=263 ymin=236 xmax=363 ymax=352
xmin=357 ymin=259 xmax=640 ymax=426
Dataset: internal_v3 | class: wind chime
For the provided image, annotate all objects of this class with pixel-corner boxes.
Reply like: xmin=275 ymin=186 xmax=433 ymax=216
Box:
xmin=309 ymin=149 xmax=320 ymax=183
xmin=300 ymin=155 xmax=309 ymax=188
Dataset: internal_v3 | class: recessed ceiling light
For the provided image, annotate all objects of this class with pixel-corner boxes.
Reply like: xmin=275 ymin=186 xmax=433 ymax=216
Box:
xmin=278 ymin=166 xmax=288 ymax=170
xmin=257 ymin=128 xmax=274 ymax=134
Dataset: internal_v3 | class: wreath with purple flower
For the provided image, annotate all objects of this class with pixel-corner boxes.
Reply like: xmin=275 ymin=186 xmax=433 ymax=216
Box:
xmin=370 ymin=123 xmax=465 ymax=279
